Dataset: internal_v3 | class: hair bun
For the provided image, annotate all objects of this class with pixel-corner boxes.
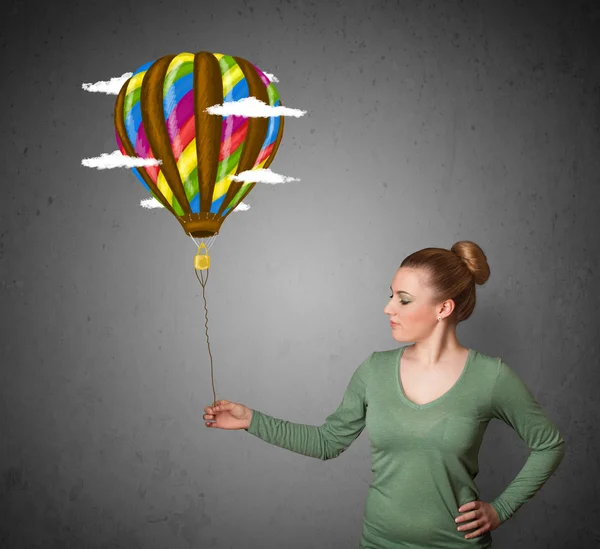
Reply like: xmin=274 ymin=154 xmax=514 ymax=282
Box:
xmin=451 ymin=241 xmax=490 ymax=285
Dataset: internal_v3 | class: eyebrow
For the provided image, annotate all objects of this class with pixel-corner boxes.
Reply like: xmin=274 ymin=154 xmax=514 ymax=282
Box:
xmin=390 ymin=286 xmax=413 ymax=296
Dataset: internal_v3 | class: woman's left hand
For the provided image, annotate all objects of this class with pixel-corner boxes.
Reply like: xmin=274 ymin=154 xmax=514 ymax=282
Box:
xmin=455 ymin=500 xmax=502 ymax=539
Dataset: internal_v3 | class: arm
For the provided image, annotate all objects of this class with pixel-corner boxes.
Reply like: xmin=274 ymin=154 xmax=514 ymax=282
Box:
xmin=489 ymin=359 xmax=566 ymax=523
xmin=243 ymin=353 xmax=372 ymax=461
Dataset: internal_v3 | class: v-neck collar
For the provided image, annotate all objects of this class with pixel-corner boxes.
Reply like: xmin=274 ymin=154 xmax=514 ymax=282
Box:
xmin=395 ymin=345 xmax=473 ymax=410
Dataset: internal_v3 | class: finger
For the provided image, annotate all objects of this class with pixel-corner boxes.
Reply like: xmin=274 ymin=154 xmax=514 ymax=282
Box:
xmin=464 ymin=525 xmax=488 ymax=540
xmin=455 ymin=510 xmax=475 ymax=523
xmin=459 ymin=501 xmax=478 ymax=513
xmin=457 ymin=518 xmax=480 ymax=532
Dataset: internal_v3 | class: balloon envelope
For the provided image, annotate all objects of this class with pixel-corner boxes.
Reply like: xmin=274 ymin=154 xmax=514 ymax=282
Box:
xmin=114 ymin=52 xmax=285 ymax=237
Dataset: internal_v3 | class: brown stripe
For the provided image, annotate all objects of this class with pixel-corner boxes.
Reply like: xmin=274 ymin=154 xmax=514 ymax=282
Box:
xmin=114 ymin=78 xmax=178 ymax=217
xmin=216 ymin=56 xmax=270 ymax=216
xmin=263 ymin=107 xmax=285 ymax=170
xmin=194 ymin=52 xmax=223 ymax=214
xmin=140 ymin=54 xmax=191 ymax=215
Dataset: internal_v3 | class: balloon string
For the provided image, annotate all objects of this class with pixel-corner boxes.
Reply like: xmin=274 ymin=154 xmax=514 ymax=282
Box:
xmin=190 ymin=234 xmax=216 ymax=251
xmin=195 ymin=263 xmax=218 ymax=409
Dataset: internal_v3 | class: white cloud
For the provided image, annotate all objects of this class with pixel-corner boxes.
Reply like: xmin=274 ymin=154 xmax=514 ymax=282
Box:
xmin=232 ymin=168 xmax=299 ymax=184
xmin=141 ymin=198 xmax=164 ymax=209
xmin=263 ymin=72 xmax=279 ymax=82
xmin=82 ymin=150 xmax=162 ymax=169
xmin=205 ymin=96 xmax=306 ymax=118
xmin=81 ymin=72 xmax=133 ymax=94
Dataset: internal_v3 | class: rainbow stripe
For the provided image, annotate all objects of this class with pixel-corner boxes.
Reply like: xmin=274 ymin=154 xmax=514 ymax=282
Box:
xmin=222 ymin=63 xmax=281 ymax=216
xmin=122 ymin=59 xmax=184 ymax=215
xmin=209 ymin=53 xmax=250 ymax=214
xmin=163 ymin=53 xmax=199 ymax=212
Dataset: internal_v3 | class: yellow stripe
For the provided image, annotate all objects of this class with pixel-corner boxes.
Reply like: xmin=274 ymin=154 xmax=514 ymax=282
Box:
xmin=214 ymin=53 xmax=224 ymax=60
xmin=212 ymin=155 xmax=268 ymax=202
xmin=127 ymin=71 xmax=145 ymax=93
xmin=222 ymin=64 xmax=244 ymax=94
xmin=176 ymin=138 xmax=197 ymax=180
xmin=167 ymin=52 xmax=194 ymax=76
xmin=213 ymin=174 xmax=233 ymax=200
xmin=157 ymin=170 xmax=174 ymax=205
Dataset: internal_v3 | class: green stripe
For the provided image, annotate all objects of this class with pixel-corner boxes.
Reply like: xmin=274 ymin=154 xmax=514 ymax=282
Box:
xmin=216 ymin=145 xmax=242 ymax=182
xmin=165 ymin=59 xmax=193 ymax=89
xmin=226 ymin=183 xmax=252 ymax=211
xmin=173 ymin=196 xmax=185 ymax=216
xmin=124 ymin=84 xmax=142 ymax=117
xmin=218 ymin=54 xmax=237 ymax=75
xmin=183 ymin=165 xmax=199 ymax=202
xmin=267 ymin=83 xmax=280 ymax=106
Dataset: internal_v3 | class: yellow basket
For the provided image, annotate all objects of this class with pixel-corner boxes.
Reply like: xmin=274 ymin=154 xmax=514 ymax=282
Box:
xmin=194 ymin=242 xmax=210 ymax=271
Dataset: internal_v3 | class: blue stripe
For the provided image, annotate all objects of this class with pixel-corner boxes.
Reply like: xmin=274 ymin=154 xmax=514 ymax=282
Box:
xmin=210 ymin=194 xmax=225 ymax=214
xmin=125 ymin=102 xmax=143 ymax=146
xmin=261 ymin=99 xmax=281 ymax=147
xmin=189 ymin=193 xmax=200 ymax=213
xmin=262 ymin=116 xmax=278 ymax=147
xmin=163 ymin=73 xmax=193 ymax=119
xmin=224 ymin=78 xmax=249 ymax=102
xmin=133 ymin=60 xmax=154 ymax=76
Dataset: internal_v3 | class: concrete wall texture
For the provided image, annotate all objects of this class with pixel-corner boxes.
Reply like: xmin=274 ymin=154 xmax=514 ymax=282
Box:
xmin=1 ymin=0 xmax=598 ymax=547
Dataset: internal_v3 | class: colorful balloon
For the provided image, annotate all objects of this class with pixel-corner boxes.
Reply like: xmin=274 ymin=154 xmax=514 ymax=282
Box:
xmin=114 ymin=51 xmax=285 ymax=238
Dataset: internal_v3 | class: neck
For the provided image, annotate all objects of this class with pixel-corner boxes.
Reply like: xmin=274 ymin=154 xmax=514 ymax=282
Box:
xmin=404 ymin=327 xmax=467 ymax=366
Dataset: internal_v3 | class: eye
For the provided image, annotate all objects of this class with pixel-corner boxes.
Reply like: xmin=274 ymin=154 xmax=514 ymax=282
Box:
xmin=389 ymin=295 xmax=409 ymax=305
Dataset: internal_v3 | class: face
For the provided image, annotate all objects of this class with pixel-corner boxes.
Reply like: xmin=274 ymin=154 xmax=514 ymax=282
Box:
xmin=384 ymin=267 xmax=454 ymax=342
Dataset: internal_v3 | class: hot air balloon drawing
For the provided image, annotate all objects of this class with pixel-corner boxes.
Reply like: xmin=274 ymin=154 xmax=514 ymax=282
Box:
xmin=112 ymin=51 xmax=290 ymax=408
xmin=114 ymin=51 xmax=285 ymax=257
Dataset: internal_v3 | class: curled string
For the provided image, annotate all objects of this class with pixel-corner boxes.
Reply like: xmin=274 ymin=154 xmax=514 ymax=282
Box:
xmin=190 ymin=234 xmax=218 ymax=409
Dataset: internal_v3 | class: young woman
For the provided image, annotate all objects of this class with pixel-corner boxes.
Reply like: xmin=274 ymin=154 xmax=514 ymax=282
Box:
xmin=202 ymin=240 xmax=565 ymax=548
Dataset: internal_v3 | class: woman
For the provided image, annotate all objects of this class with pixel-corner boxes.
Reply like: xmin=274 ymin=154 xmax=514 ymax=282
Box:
xmin=202 ymin=241 xmax=566 ymax=548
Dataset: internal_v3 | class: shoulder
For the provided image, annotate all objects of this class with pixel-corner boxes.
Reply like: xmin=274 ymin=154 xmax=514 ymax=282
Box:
xmin=466 ymin=348 xmax=505 ymax=388
xmin=352 ymin=348 xmax=397 ymax=375
xmin=469 ymin=351 xmax=530 ymax=398
xmin=370 ymin=347 xmax=400 ymax=364
xmin=470 ymin=348 xmax=503 ymax=371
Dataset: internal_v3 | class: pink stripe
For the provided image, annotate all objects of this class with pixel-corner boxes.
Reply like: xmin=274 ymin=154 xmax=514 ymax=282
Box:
xmin=135 ymin=124 xmax=152 ymax=158
xmin=219 ymin=122 xmax=248 ymax=161
xmin=145 ymin=165 xmax=159 ymax=182
xmin=221 ymin=115 xmax=247 ymax=142
xmin=252 ymin=64 xmax=271 ymax=88
xmin=255 ymin=142 xmax=274 ymax=166
xmin=166 ymin=90 xmax=194 ymax=142
xmin=172 ymin=115 xmax=196 ymax=161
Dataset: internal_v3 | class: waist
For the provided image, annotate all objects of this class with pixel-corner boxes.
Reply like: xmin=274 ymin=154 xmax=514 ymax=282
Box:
xmin=362 ymin=488 xmax=492 ymax=548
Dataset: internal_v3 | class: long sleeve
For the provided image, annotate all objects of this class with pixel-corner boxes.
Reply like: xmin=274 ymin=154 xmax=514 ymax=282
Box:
xmin=244 ymin=353 xmax=371 ymax=461
xmin=489 ymin=359 xmax=566 ymax=523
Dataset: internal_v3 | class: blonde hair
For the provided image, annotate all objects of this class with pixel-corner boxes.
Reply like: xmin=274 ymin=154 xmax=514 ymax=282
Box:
xmin=399 ymin=241 xmax=490 ymax=323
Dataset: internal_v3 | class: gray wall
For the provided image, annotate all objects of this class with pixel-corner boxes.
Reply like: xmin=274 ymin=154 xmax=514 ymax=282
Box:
xmin=1 ymin=0 xmax=598 ymax=547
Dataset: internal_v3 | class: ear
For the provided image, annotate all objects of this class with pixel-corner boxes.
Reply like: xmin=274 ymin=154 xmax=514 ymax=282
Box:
xmin=441 ymin=298 xmax=455 ymax=316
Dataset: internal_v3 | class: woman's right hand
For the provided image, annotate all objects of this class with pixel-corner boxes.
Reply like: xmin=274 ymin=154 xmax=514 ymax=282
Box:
xmin=203 ymin=400 xmax=253 ymax=430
